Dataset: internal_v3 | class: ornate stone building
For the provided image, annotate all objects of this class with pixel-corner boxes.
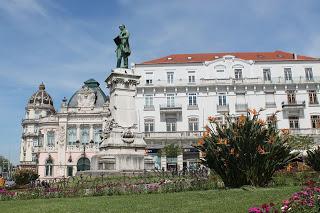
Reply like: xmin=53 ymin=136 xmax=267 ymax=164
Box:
xmin=20 ymin=79 xmax=109 ymax=178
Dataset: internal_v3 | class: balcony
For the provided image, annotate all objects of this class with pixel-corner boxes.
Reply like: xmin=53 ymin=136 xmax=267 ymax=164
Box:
xmin=235 ymin=104 xmax=248 ymax=112
xmin=281 ymin=101 xmax=306 ymax=109
xmin=159 ymin=104 xmax=182 ymax=113
xmin=217 ymin=104 xmax=229 ymax=113
xmin=289 ymin=128 xmax=320 ymax=135
xmin=144 ymin=131 xmax=202 ymax=139
xmin=265 ymin=102 xmax=277 ymax=108
xmin=22 ymin=132 xmax=38 ymax=138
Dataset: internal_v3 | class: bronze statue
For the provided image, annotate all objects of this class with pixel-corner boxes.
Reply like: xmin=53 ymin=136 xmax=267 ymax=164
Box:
xmin=114 ymin=24 xmax=131 ymax=68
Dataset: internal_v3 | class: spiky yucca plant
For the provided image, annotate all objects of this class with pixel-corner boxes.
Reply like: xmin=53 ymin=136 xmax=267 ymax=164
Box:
xmin=306 ymin=146 xmax=320 ymax=171
xmin=197 ymin=109 xmax=297 ymax=187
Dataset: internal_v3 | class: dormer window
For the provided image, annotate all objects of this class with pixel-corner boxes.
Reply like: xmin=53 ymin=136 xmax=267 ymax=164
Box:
xmin=234 ymin=69 xmax=243 ymax=79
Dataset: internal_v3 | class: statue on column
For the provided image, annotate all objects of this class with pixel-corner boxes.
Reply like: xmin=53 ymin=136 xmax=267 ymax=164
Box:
xmin=114 ymin=24 xmax=131 ymax=68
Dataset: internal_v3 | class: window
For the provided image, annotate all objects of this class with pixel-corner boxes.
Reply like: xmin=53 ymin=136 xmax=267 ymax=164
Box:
xmin=145 ymin=72 xmax=153 ymax=85
xmin=218 ymin=95 xmax=227 ymax=106
xmin=45 ymin=159 xmax=53 ymax=176
xmin=215 ymin=116 xmax=224 ymax=126
xmin=188 ymin=75 xmax=195 ymax=83
xmin=39 ymin=135 xmax=44 ymax=147
xmin=167 ymin=72 xmax=174 ymax=84
xmin=265 ymin=93 xmax=276 ymax=108
xmin=93 ymin=126 xmax=102 ymax=144
xmin=188 ymin=117 xmax=199 ymax=131
xmin=263 ymin=69 xmax=271 ymax=81
xmin=311 ymin=115 xmax=320 ymax=128
xmin=144 ymin=95 xmax=154 ymax=107
xmin=289 ymin=116 xmax=299 ymax=129
xmin=267 ymin=115 xmax=277 ymax=128
xmin=67 ymin=127 xmax=77 ymax=145
xmin=284 ymin=68 xmax=292 ymax=81
xmin=166 ymin=118 xmax=177 ymax=132
xmin=47 ymin=131 xmax=55 ymax=146
xmin=287 ymin=90 xmax=296 ymax=104
xmin=80 ymin=126 xmax=89 ymax=144
xmin=188 ymin=71 xmax=195 ymax=83
xmin=234 ymin=69 xmax=242 ymax=79
xmin=308 ymin=90 xmax=318 ymax=104
xmin=166 ymin=94 xmax=175 ymax=107
xmin=67 ymin=166 xmax=73 ymax=177
xmin=33 ymin=139 xmax=38 ymax=147
xmin=188 ymin=93 xmax=197 ymax=106
xmin=144 ymin=119 xmax=154 ymax=132
xmin=32 ymin=153 xmax=37 ymax=162
xmin=305 ymin=68 xmax=313 ymax=81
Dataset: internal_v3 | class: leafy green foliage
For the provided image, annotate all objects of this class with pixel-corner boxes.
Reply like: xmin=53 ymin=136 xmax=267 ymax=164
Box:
xmin=287 ymin=135 xmax=315 ymax=150
xmin=13 ymin=169 xmax=39 ymax=186
xmin=306 ymin=146 xmax=320 ymax=171
xmin=197 ymin=109 xmax=297 ymax=187
xmin=158 ymin=144 xmax=181 ymax=157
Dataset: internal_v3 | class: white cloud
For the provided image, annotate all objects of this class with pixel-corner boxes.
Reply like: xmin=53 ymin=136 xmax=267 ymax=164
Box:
xmin=0 ymin=0 xmax=48 ymax=18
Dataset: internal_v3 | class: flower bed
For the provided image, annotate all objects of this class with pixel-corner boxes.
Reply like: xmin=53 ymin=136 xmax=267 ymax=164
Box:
xmin=249 ymin=180 xmax=320 ymax=212
xmin=0 ymin=173 xmax=218 ymax=201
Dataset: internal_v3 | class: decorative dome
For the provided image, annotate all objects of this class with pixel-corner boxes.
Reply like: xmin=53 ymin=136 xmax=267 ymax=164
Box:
xmin=28 ymin=83 xmax=55 ymax=111
xmin=68 ymin=79 xmax=109 ymax=108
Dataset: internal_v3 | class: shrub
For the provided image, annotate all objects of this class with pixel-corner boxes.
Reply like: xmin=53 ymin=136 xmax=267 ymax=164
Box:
xmin=197 ymin=109 xmax=297 ymax=187
xmin=306 ymin=146 xmax=320 ymax=171
xmin=13 ymin=169 xmax=39 ymax=186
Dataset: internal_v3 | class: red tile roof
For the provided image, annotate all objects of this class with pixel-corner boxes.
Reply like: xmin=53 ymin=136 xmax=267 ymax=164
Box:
xmin=140 ymin=50 xmax=317 ymax=65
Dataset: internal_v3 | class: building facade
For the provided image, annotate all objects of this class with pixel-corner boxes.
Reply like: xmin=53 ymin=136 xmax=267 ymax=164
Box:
xmin=133 ymin=50 xmax=320 ymax=169
xmin=20 ymin=50 xmax=320 ymax=179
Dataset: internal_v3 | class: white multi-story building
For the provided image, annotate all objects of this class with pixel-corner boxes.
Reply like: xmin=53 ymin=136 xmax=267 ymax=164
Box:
xmin=133 ymin=50 xmax=320 ymax=169
xmin=20 ymin=50 xmax=320 ymax=179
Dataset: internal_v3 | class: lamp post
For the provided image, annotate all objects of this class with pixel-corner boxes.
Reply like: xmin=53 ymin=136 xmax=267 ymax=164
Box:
xmin=75 ymin=140 xmax=95 ymax=157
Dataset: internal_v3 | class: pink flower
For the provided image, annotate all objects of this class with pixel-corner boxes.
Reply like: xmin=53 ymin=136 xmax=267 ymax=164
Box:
xmin=248 ymin=207 xmax=262 ymax=213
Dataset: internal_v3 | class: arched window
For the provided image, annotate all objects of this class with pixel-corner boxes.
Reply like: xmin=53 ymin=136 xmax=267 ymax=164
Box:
xmin=77 ymin=157 xmax=90 ymax=171
xmin=45 ymin=159 xmax=53 ymax=176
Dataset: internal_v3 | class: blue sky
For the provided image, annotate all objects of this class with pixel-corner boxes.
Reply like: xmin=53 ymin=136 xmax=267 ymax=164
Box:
xmin=0 ymin=0 xmax=320 ymax=164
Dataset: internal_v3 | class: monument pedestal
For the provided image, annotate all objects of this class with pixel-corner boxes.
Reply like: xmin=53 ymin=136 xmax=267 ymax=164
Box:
xmin=90 ymin=68 xmax=152 ymax=172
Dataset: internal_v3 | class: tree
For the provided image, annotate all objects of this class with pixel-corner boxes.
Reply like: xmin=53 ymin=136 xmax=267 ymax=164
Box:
xmin=197 ymin=109 xmax=297 ymax=187
xmin=0 ymin=155 xmax=12 ymax=173
xmin=158 ymin=144 xmax=181 ymax=157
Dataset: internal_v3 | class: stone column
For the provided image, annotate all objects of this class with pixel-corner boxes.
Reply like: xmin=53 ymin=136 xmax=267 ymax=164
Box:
xmin=161 ymin=156 xmax=167 ymax=171
xmin=76 ymin=124 xmax=81 ymax=141
xmin=177 ymin=154 xmax=183 ymax=171
xmin=89 ymin=125 xmax=94 ymax=142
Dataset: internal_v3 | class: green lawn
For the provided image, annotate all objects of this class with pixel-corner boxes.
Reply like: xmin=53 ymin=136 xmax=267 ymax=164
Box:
xmin=0 ymin=186 xmax=299 ymax=213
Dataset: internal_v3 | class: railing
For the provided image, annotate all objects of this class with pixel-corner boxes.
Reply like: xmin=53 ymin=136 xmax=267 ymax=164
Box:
xmin=144 ymin=129 xmax=320 ymax=140
xmin=140 ymin=76 xmax=320 ymax=87
xmin=235 ymin=104 xmax=248 ymax=112
xmin=66 ymin=145 xmax=99 ymax=152
xmin=217 ymin=104 xmax=229 ymax=112
xmin=144 ymin=131 xmax=202 ymax=139
xmin=281 ymin=101 xmax=306 ymax=108
xmin=159 ymin=104 xmax=182 ymax=111
xmin=289 ymin=128 xmax=320 ymax=135
xmin=34 ymin=145 xmax=58 ymax=152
